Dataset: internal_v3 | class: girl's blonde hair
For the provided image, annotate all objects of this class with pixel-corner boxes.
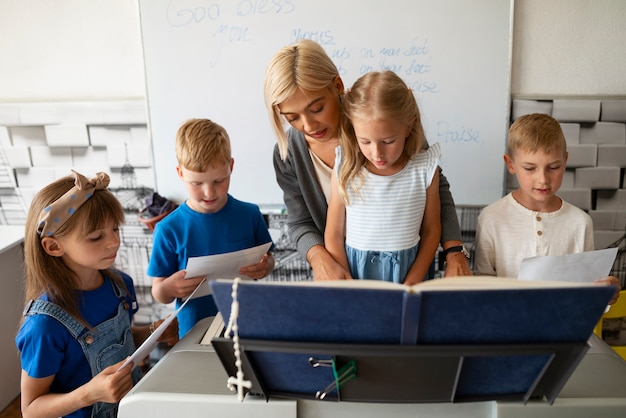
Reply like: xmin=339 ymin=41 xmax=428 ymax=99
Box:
xmin=176 ymin=118 xmax=232 ymax=172
xmin=508 ymin=113 xmax=567 ymax=157
xmin=23 ymin=174 xmax=127 ymax=327
xmin=338 ymin=71 xmax=426 ymax=204
xmin=264 ymin=39 xmax=340 ymax=160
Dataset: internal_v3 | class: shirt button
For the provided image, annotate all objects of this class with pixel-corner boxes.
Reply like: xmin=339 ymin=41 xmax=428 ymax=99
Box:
xmin=536 ymin=216 xmax=542 ymax=221
xmin=537 ymin=230 xmax=543 ymax=236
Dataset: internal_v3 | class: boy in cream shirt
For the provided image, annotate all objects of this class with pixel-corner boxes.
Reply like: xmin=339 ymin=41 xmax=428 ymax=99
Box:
xmin=474 ymin=113 xmax=619 ymax=303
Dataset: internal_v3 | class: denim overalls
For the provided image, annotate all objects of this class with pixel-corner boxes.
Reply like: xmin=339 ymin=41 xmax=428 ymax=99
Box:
xmin=23 ymin=279 xmax=141 ymax=418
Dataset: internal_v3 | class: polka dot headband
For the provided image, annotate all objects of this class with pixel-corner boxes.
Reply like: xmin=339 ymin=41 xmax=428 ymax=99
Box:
xmin=37 ymin=170 xmax=110 ymax=237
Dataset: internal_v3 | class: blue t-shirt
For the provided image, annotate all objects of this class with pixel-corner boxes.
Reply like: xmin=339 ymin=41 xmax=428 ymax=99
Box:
xmin=147 ymin=194 xmax=273 ymax=337
xmin=16 ymin=272 xmax=138 ymax=418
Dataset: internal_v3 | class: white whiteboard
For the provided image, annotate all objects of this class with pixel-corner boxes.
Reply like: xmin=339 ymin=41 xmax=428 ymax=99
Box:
xmin=139 ymin=0 xmax=513 ymax=206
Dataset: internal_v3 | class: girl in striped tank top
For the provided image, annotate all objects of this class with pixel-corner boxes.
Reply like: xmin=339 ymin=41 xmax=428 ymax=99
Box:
xmin=325 ymin=71 xmax=441 ymax=285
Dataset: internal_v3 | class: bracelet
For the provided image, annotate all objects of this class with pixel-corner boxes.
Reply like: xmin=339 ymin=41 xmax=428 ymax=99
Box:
xmin=149 ymin=322 xmax=155 ymax=334
xmin=442 ymin=245 xmax=470 ymax=261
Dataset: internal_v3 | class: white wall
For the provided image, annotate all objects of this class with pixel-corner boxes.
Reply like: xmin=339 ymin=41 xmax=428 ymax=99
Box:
xmin=1 ymin=0 xmax=625 ymax=102
xmin=0 ymin=0 xmax=145 ymax=100
xmin=511 ymin=0 xmax=626 ymax=96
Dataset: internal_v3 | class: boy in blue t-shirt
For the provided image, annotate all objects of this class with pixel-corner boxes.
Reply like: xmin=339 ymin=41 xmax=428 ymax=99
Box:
xmin=148 ymin=118 xmax=275 ymax=337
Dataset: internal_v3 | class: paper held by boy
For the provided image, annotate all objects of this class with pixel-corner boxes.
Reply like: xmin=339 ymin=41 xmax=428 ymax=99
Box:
xmin=519 ymin=247 xmax=618 ymax=314
xmin=183 ymin=242 xmax=272 ymax=299
xmin=518 ymin=247 xmax=618 ymax=283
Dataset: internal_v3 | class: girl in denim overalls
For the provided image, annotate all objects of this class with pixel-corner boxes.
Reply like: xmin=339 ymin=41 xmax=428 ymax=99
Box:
xmin=16 ymin=171 xmax=178 ymax=418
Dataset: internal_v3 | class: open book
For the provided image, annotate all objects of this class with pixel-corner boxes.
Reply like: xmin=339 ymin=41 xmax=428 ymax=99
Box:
xmin=210 ymin=276 xmax=614 ymax=345
xmin=209 ymin=277 xmax=614 ymax=402
xmin=209 ymin=276 xmax=615 ymax=402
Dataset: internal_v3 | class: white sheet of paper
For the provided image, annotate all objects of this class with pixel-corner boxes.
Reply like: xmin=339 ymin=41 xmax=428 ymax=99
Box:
xmin=118 ymin=279 xmax=206 ymax=371
xmin=518 ymin=248 xmax=618 ymax=283
xmin=184 ymin=242 xmax=272 ymax=281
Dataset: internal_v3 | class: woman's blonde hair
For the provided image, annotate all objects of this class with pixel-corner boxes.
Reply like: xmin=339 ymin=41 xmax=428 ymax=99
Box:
xmin=264 ymin=39 xmax=340 ymax=160
xmin=23 ymin=174 xmax=127 ymax=327
xmin=508 ymin=113 xmax=567 ymax=157
xmin=338 ymin=71 xmax=426 ymax=204
xmin=176 ymin=118 xmax=232 ymax=171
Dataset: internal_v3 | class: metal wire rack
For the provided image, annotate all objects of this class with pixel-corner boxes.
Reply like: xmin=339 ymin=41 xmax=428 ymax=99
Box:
xmin=608 ymin=231 xmax=626 ymax=289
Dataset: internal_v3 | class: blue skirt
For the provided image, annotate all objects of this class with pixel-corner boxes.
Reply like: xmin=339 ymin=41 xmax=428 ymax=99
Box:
xmin=346 ymin=244 xmax=419 ymax=284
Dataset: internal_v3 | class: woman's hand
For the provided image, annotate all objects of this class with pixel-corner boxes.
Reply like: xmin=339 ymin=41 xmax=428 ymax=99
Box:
xmin=444 ymin=251 xmax=472 ymax=277
xmin=308 ymin=246 xmax=352 ymax=281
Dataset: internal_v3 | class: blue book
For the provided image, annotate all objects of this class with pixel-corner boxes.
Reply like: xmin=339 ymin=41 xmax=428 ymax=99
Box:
xmin=210 ymin=277 xmax=615 ymax=401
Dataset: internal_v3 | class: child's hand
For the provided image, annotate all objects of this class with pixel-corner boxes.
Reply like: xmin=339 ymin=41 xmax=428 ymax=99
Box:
xmin=166 ymin=270 xmax=205 ymax=298
xmin=155 ymin=317 xmax=180 ymax=346
xmin=88 ymin=359 xmax=134 ymax=404
xmin=593 ymin=275 xmax=621 ymax=305
xmin=239 ymin=253 xmax=274 ymax=280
